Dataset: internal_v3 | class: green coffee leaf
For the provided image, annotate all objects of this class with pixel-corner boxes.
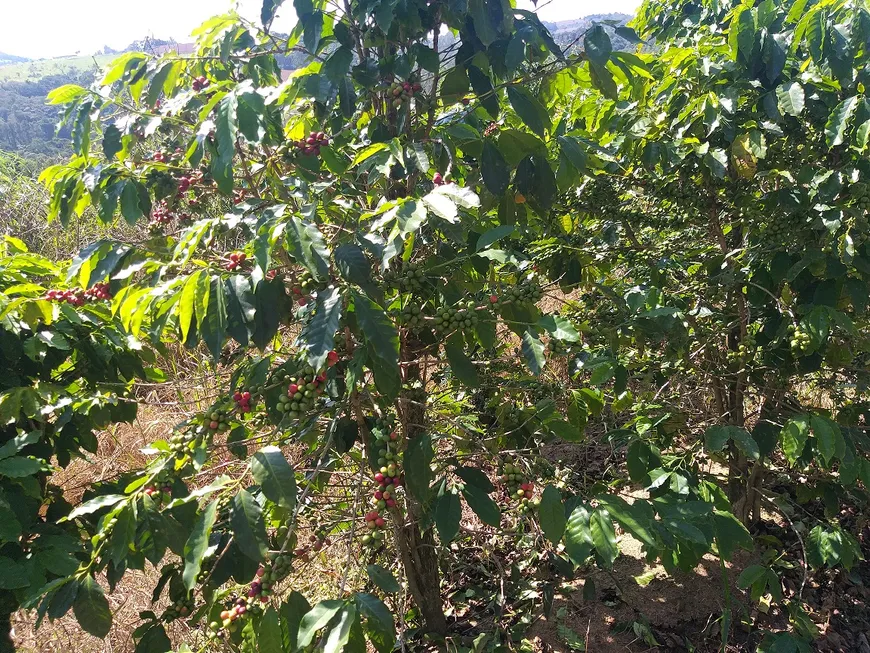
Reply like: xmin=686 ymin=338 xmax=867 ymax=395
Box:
xmin=251 ymin=446 xmax=297 ymax=509
xmin=539 ymin=485 xmax=566 ymax=544
xmin=73 ymin=575 xmax=112 ymax=638
xmin=182 ymin=500 xmax=218 ymax=591
xmin=434 ymin=491 xmax=461 ymax=542
xmin=461 ymin=484 xmax=500 ymax=527
xmin=366 ymin=564 xmax=401 ymax=593
xmin=590 ymin=509 xmax=618 ymax=569
xmin=230 ymin=488 xmax=268 ymax=562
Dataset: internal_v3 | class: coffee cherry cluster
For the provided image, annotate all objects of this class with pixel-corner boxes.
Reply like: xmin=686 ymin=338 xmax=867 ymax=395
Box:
xmin=177 ymin=175 xmax=192 ymax=193
xmin=210 ymin=595 xmax=261 ymax=636
xmin=150 ymin=147 xmax=183 ymax=163
xmin=363 ymin=426 xmax=403 ymax=547
xmin=727 ymin=334 xmax=756 ymax=363
xmin=276 ymin=367 xmax=326 ymax=419
xmin=548 ymin=338 xmax=569 ymax=356
xmin=433 ymin=172 xmax=446 ymax=186
xmin=93 ymin=515 xmax=119 ymax=543
xmin=501 ymin=461 xmax=538 ymax=514
xmin=196 ymin=549 xmax=217 ymax=585
xmin=484 ymin=122 xmax=499 ymax=137
xmin=293 ymin=131 xmax=330 ymax=156
xmin=370 ymin=415 xmax=395 ymax=434
xmin=205 ymin=410 xmax=230 ymax=433
xmin=144 ymin=483 xmax=173 ymax=503
xmin=373 ymin=442 xmax=402 ymax=509
xmin=45 ymin=284 xmax=109 ymax=306
xmin=788 ymin=325 xmax=811 ymax=354
xmin=294 ymin=533 xmax=331 ymax=557
xmin=387 ymin=80 xmax=422 ymax=109
xmin=764 ymin=213 xmax=793 ymax=241
xmin=503 ymin=281 xmax=543 ymax=305
xmin=384 ymin=262 xmax=428 ymax=293
xmin=292 ymin=528 xmax=332 ymax=562
xmin=233 ymin=390 xmax=254 ymax=413
xmin=247 ymin=557 xmax=289 ymax=603
xmin=495 ymin=402 xmax=525 ymax=434
xmin=45 ymin=288 xmax=85 ymax=306
xmin=224 ymin=251 xmax=247 ymax=271
xmin=434 ymin=301 xmax=480 ymax=333
xmin=291 ymin=271 xmax=319 ymax=306
xmin=275 ymin=520 xmax=292 ymax=545
xmin=149 ymin=200 xmax=181 ymax=229
xmin=400 ymin=303 xmax=426 ymax=331
xmin=192 ymin=75 xmax=211 ymax=92
xmin=163 ymin=595 xmax=195 ymax=622
xmin=363 ymin=509 xmax=388 ymax=546
xmin=168 ymin=430 xmax=196 ymax=457
xmin=84 ymin=282 xmax=112 ymax=301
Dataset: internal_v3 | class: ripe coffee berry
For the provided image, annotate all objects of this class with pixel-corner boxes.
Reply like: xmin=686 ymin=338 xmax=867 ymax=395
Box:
xmin=45 ymin=288 xmax=85 ymax=306
xmin=233 ymin=390 xmax=254 ymax=413
xmin=293 ymin=131 xmax=330 ymax=156
xmin=225 ymin=251 xmax=247 ymax=271
xmin=387 ymin=79 xmax=423 ymax=109
xmin=84 ymin=282 xmax=112 ymax=301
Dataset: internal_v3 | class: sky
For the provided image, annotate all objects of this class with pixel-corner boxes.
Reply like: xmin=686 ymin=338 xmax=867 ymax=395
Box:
xmin=0 ymin=0 xmax=643 ymax=60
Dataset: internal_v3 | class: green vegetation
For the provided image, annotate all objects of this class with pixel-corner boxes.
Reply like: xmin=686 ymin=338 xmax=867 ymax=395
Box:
xmin=0 ymin=55 xmax=114 ymax=83
xmin=1 ymin=0 xmax=869 ymax=652
xmin=0 ymin=74 xmax=92 ymax=159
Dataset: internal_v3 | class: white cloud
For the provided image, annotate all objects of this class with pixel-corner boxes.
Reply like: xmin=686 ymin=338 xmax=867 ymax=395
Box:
xmin=0 ymin=0 xmax=641 ymax=60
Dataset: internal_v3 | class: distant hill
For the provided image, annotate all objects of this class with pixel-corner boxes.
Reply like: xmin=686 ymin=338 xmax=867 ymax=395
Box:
xmin=545 ymin=13 xmax=635 ymax=52
xmin=0 ymin=55 xmax=116 ymax=83
xmin=0 ymin=14 xmax=636 ymax=160
xmin=0 ymin=52 xmax=30 ymax=66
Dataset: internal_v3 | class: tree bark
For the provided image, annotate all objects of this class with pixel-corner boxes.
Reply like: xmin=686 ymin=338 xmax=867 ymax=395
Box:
xmin=393 ymin=339 xmax=447 ymax=635
xmin=393 ymin=508 xmax=447 ymax=635
xmin=352 ymin=324 xmax=447 ymax=635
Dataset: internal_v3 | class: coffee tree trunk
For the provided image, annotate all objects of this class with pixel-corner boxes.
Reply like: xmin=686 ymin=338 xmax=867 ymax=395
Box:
xmin=394 ymin=340 xmax=447 ymax=635
xmin=393 ymin=505 xmax=447 ymax=635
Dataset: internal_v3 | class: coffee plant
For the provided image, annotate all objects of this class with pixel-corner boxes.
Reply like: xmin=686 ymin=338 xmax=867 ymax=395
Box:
xmin=5 ymin=0 xmax=869 ymax=650
xmin=0 ymin=237 xmax=147 ymax=648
